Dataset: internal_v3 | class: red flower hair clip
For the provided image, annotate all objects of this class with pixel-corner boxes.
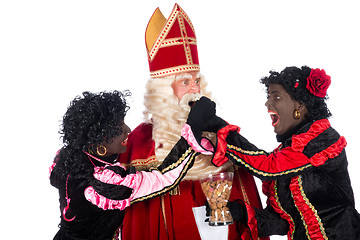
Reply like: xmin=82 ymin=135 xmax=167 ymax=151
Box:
xmin=306 ymin=68 xmax=331 ymax=98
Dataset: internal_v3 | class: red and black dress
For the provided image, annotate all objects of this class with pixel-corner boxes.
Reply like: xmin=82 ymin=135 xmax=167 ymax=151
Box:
xmin=211 ymin=119 xmax=360 ymax=239
xmin=49 ymin=138 xmax=196 ymax=240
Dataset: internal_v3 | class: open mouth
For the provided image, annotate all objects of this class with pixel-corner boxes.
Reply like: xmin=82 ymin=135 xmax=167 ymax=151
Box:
xmin=188 ymin=101 xmax=195 ymax=107
xmin=188 ymin=95 xmax=201 ymax=107
xmin=269 ymin=111 xmax=280 ymax=127
xmin=180 ymin=93 xmax=202 ymax=107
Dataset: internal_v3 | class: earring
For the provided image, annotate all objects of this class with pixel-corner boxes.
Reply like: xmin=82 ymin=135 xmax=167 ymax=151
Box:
xmin=87 ymin=144 xmax=95 ymax=155
xmin=293 ymin=109 xmax=301 ymax=119
xmin=96 ymin=145 xmax=107 ymax=156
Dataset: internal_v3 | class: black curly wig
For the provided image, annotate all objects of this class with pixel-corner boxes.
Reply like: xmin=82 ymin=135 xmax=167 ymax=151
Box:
xmin=53 ymin=90 xmax=131 ymax=180
xmin=260 ymin=66 xmax=332 ymax=121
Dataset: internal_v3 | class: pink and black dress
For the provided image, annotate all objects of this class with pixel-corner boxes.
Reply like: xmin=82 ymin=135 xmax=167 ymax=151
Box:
xmin=49 ymin=138 xmax=196 ymax=240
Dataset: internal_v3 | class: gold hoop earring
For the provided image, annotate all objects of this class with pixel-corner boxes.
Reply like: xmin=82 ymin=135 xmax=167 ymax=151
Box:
xmin=96 ymin=145 xmax=107 ymax=156
xmin=293 ymin=109 xmax=301 ymax=119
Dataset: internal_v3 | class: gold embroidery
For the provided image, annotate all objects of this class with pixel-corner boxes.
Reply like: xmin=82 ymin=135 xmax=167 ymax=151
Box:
xmin=130 ymin=149 xmax=196 ymax=204
xmin=160 ymin=195 xmax=169 ymax=238
xmin=148 ymin=5 xmax=196 ymax=62
xmin=148 ymin=6 xmax=179 ymax=61
xmin=161 ymin=37 xmax=197 ymax=48
xmin=112 ymin=227 xmax=121 ymax=240
xmin=273 ymin=181 xmax=295 ymax=239
xmin=150 ymin=64 xmax=200 ymax=78
xmin=169 ymin=185 xmax=180 ymax=195
xmin=235 ymin=165 xmax=249 ymax=203
xmin=178 ymin=7 xmax=195 ymax=34
xmin=228 ymin=144 xmax=266 ymax=155
xmin=178 ymin=15 xmax=193 ymax=65
xmin=120 ymin=156 xmax=158 ymax=171
xmin=227 ymin=148 xmax=312 ymax=177
xmin=292 ymin=176 xmax=328 ymax=240
xmin=161 ymin=148 xmax=193 ymax=173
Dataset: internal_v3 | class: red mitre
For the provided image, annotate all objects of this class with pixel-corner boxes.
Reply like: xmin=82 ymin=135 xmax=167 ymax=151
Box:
xmin=145 ymin=3 xmax=200 ymax=78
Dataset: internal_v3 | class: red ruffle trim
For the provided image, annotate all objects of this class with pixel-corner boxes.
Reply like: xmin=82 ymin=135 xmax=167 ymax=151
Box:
xmin=308 ymin=136 xmax=347 ymax=166
xmin=263 ymin=181 xmax=295 ymax=239
xmin=212 ymin=125 xmax=240 ymax=167
xmin=291 ymin=119 xmax=347 ymax=167
xmin=289 ymin=176 xmax=327 ymax=239
xmin=243 ymin=201 xmax=259 ymax=240
xmin=291 ymin=119 xmax=330 ymax=152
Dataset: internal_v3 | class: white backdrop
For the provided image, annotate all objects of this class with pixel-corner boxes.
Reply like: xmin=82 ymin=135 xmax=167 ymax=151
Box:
xmin=1 ymin=0 xmax=359 ymax=239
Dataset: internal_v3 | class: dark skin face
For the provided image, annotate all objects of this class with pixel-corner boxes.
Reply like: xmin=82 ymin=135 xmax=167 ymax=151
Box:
xmin=265 ymin=84 xmax=308 ymax=135
xmin=98 ymin=122 xmax=131 ymax=156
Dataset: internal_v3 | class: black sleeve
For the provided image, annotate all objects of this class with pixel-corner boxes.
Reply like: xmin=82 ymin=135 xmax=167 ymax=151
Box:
xmin=254 ymin=205 xmax=289 ymax=237
xmin=229 ymin=200 xmax=289 ymax=237
xmin=90 ymin=165 xmax=134 ymax=200
xmin=157 ymin=137 xmax=197 ymax=172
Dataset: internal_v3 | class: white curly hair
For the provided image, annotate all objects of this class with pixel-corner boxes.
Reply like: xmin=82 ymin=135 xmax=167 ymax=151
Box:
xmin=142 ymin=73 xmax=231 ymax=180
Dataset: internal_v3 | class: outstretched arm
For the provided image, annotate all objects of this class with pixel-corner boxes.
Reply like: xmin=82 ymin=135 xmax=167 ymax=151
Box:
xmin=212 ymin=121 xmax=346 ymax=181
xmin=184 ymin=97 xmax=346 ymax=181
xmin=85 ymin=137 xmax=197 ymax=210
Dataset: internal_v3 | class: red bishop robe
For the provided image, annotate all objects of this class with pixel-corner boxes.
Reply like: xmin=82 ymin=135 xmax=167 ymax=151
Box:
xmin=119 ymin=123 xmax=268 ymax=240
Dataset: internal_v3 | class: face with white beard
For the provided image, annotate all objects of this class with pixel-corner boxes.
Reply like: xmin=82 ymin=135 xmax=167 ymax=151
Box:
xmin=141 ymin=73 xmax=230 ymax=179
xmin=144 ymin=72 xmax=203 ymax=159
xmin=171 ymin=71 xmax=201 ymax=101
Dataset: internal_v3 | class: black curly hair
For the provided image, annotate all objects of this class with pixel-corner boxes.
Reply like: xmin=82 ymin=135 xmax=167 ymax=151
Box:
xmin=53 ymin=90 xmax=131 ymax=180
xmin=260 ymin=66 xmax=331 ymax=121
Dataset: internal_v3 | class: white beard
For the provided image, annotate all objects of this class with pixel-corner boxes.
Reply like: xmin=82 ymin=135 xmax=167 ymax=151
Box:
xmin=143 ymin=75 xmax=232 ymax=180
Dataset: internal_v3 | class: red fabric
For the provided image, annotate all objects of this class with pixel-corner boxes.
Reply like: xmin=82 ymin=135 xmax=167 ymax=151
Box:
xmin=119 ymin=123 xmax=267 ymax=240
xmin=150 ymin=45 xmax=192 ymax=72
xmin=222 ymin=120 xmax=346 ymax=176
xmin=291 ymin=119 xmax=330 ymax=152
xmin=166 ymin=16 xmax=181 ymax=38
xmin=227 ymin=146 xmax=310 ymax=175
xmin=289 ymin=176 xmax=327 ymax=239
xmin=291 ymin=119 xmax=347 ymax=167
xmin=212 ymin=125 xmax=240 ymax=167
xmin=147 ymin=4 xmax=200 ymax=77
xmin=263 ymin=181 xmax=295 ymax=239
xmin=308 ymin=136 xmax=347 ymax=166
xmin=243 ymin=201 xmax=259 ymax=240
xmin=306 ymin=68 xmax=331 ymax=98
